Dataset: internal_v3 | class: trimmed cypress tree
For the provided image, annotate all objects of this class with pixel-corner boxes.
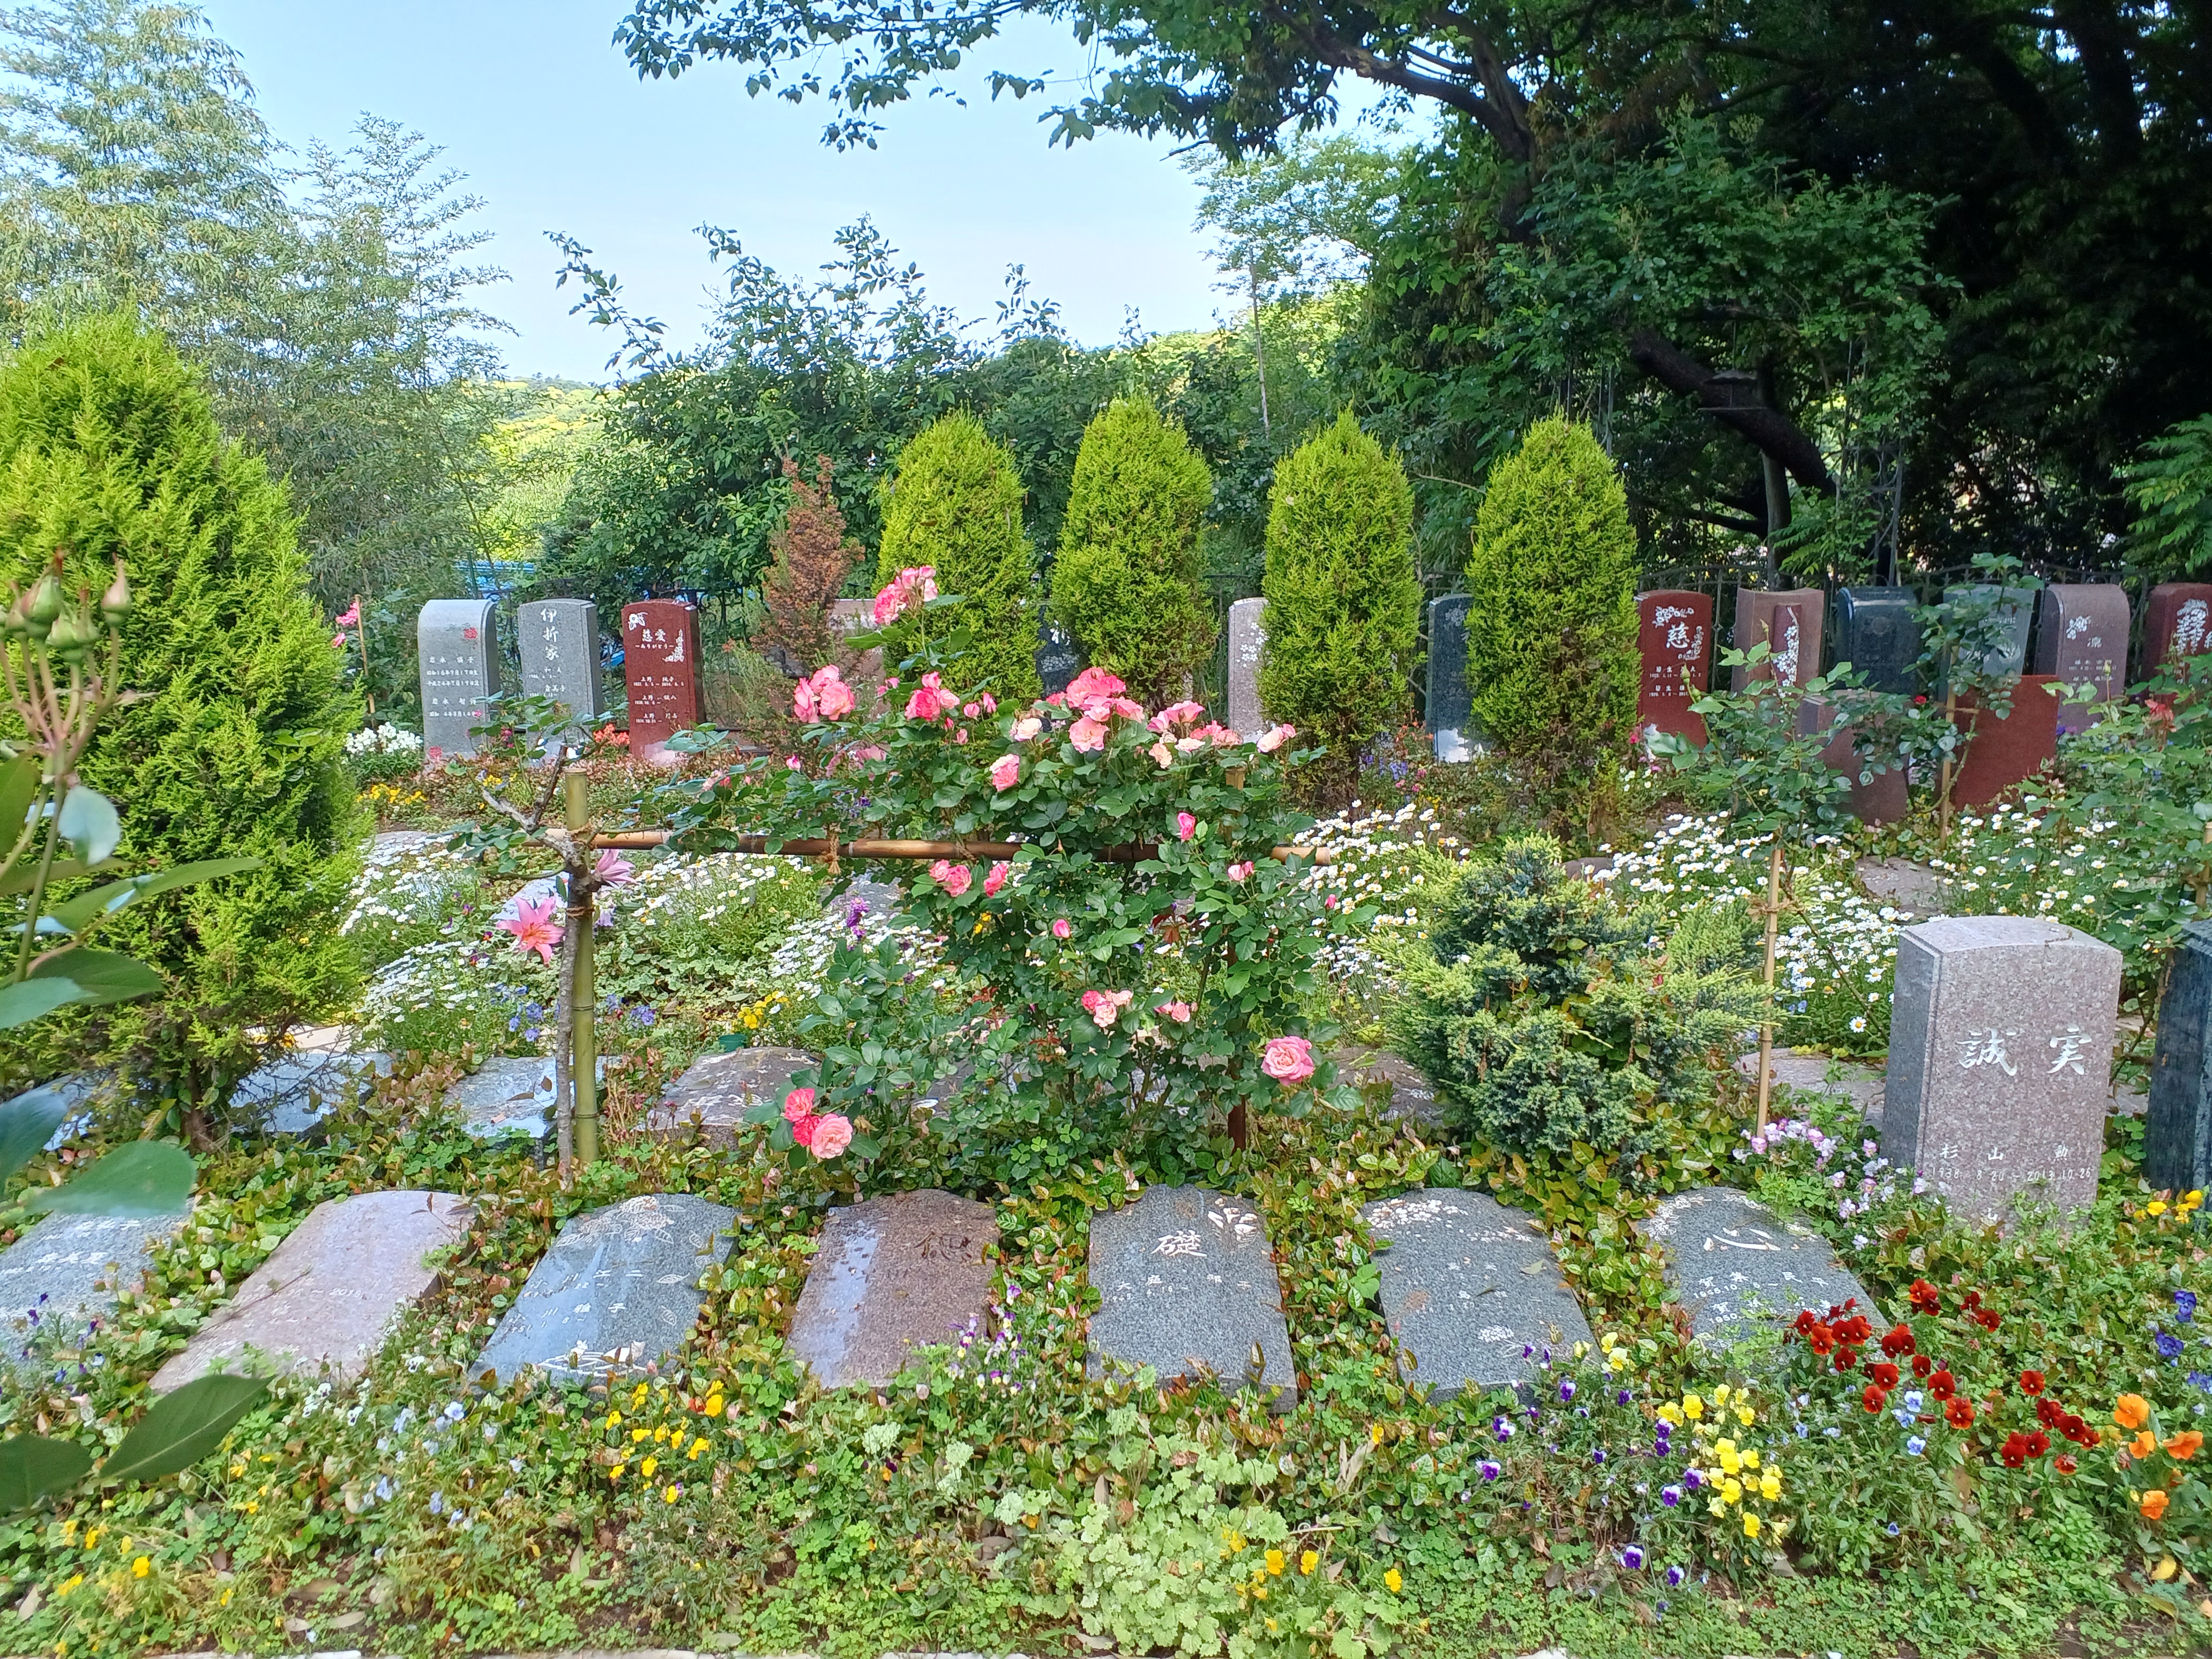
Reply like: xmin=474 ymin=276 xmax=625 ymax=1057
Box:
xmin=1465 ymin=414 xmax=1640 ymax=831
xmin=1050 ymin=397 xmax=1215 ymax=706
xmin=877 ymin=412 xmax=1040 ymax=702
xmin=0 ymin=315 xmax=362 ymax=1108
xmin=1259 ymin=412 xmax=1420 ymax=794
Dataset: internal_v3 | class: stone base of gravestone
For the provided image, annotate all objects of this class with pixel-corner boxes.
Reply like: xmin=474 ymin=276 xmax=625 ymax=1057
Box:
xmin=1735 ymin=1048 xmax=1886 ymax=1125
xmin=1645 ymin=1187 xmax=1875 ymax=1347
xmin=476 ymin=1192 xmax=735 ymax=1382
xmin=1951 ymin=676 xmax=2060 ymax=809
xmin=826 ymin=878 xmax=901 ymax=922
xmin=787 ymin=1190 xmax=999 ymax=1389
xmin=1087 ymin=1185 xmax=1295 ymax=1409
xmin=1336 ymin=1050 xmax=1442 ymax=1127
xmin=0 ymin=1212 xmax=189 ymax=1351
xmin=1361 ymin=1189 xmax=1589 ymax=1399
xmin=645 ymin=1047 xmax=815 ymax=1148
xmin=1857 ymin=857 xmax=1950 ymax=920
xmin=150 ymin=1191 xmax=472 ymax=1392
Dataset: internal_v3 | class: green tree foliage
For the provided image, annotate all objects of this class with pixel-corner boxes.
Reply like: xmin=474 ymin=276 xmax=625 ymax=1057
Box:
xmin=1258 ymin=411 xmax=1418 ymax=791
xmin=876 ymin=411 xmax=1038 ymax=702
xmin=1050 ymin=398 xmax=1214 ymax=705
xmin=1466 ymin=415 xmax=1638 ymax=831
xmin=2124 ymin=416 xmax=2212 ymax=580
xmin=0 ymin=315 xmax=361 ymax=1107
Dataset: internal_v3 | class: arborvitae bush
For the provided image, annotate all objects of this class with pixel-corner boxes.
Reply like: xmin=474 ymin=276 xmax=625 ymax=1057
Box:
xmin=877 ymin=412 xmax=1039 ymax=702
xmin=1260 ymin=411 xmax=1420 ymax=795
xmin=1465 ymin=414 xmax=1639 ymax=834
xmin=0 ymin=315 xmax=361 ymax=1110
xmin=1050 ymin=397 xmax=1214 ymax=705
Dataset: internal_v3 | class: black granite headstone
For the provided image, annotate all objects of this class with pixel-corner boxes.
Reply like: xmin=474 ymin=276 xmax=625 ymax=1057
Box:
xmin=1833 ymin=587 xmax=1921 ymax=696
xmin=2149 ymin=920 xmax=2212 ymax=1197
xmin=1426 ymin=595 xmax=1475 ymax=762
xmin=1036 ymin=619 xmax=1081 ymax=698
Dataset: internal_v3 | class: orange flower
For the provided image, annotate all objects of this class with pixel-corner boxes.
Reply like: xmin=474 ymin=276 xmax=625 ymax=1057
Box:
xmin=2167 ymin=1431 xmax=2205 ymax=1460
xmin=2116 ymin=1394 xmax=2153 ymax=1430
xmin=2131 ymin=1431 xmax=2159 ymax=1459
xmin=2142 ymin=1489 xmax=2171 ymax=1521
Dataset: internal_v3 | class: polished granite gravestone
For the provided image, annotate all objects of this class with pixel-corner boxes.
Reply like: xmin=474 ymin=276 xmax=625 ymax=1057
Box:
xmin=1796 ymin=696 xmax=1908 ymax=826
xmin=1833 ymin=586 xmax=1922 ymax=696
xmin=2032 ymin=584 xmax=2129 ymax=733
xmin=0 ymin=1212 xmax=189 ymax=1345
xmin=1731 ymin=588 xmax=1824 ymax=690
xmin=2150 ymin=920 xmax=2212 ymax=1197
xmin=1226 ymin=598 xmax=1268 ymax=738
xmin=1087 ymin=1185 xmax=1296 ymax=1409
xmin=1941 ymin=583 xmax=2037 ymax=680
xmin=442 ymin=1056 xmax=614 ymax=1141
xmin=1645 ymin=1187 xmax=1875 ymax=1346
xmin=622 ymin=599 xmax=702 ymax=762
xmin=1426 ymin=595 xmax=1476 ymax=763
xmin=151 ymin=1190 xmax=473 ymax=1391
xmin=1035 ymin=616 xmax=1082 ymax=699
xmin=1337 ymin=1049 xmax=1443 ymax=1127
xmin=229 ymin=1046 xmax=392 ymax=1137
xmin=416 ymin=598 xmax=502 ymax=763
xmin=2143 ymin=584 xmax=2212 ymax=676
xmin=518 ymin=598 xmax=606 ymax=728
xmin=644 ymin=1047 xmax=816 ymax=1147
xmin=1951 ymin=675 xmax=2061 ymax=809
xmin=1883 ymin=915 xmax=2122 ymax=1221
xmin=1360 ymin=1189 xmax=1590 ymax=1398
xmin=786 ymin=1190 xmax=999 ymax=1389
xmin=475 ymin=1192 xmax=735 ymax=1382
xmin=1635 ymin=590 xmax=1712 ymax=745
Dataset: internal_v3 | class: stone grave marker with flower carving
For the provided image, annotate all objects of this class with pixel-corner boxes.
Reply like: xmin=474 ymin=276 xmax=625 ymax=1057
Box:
xmin=1645 ymin=1187 xmax=1874 ymax=1347
xmin=1086 ymin=1184 xmax=1296 ymax=1409
xmin=1730 ymin=588 xmax=1824 ymax=690
xmin=1361 ymin=1188 xmax=1591 ymax=1398
xmin=416 ymin=598 xmax=502 ymax=762
xmin=621 ymin=598 xmax=700 ymax=762
xmin=1225 ymin=597 xmax=1267 ymax=738
xmin=786 ymin=1190 xmax=999 ymax=1389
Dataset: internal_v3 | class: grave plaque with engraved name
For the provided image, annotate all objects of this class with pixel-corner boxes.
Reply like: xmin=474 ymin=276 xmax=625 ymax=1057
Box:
xmin=2143 ymin=584 xmax=2212 ymax=677
xmin=1834 ymin=587 xmax=1921 ymax=696
xmin=1647 ymin=1187 xmax=1874 ymax=1346
xmin=1731 ymin=588 xmax=1824 ymax=690
xmin=417 ymin=598 xmax=502 ymax=762
xmin=518 ymin=599 xmax=604 ymax=728
xmin=622 ymin=599 xmax=701 ymax=761
xmin=1227 ymin=598 xmax=1267 ymax=738
xmin=1882 ymin=916 xmax=2121 ymax=1221
xmin=2032 ymin=584 xmax=2129 ymax=733
xmin=1428 ymin=594 xmax=1476 ymax=762
xmin=1635 ymin=589 xmax=1712 ymax=745
xmin=1951 ymin=675 xmax=2061 ymax=808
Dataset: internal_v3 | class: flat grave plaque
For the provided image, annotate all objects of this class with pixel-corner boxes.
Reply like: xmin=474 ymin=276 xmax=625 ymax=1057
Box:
xmin=787 ymin=1190 xmax=999 ymax=1389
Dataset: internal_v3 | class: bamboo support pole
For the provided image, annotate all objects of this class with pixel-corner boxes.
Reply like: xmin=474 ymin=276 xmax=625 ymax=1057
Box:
xmin=565 ymin=775 xmax=600 ymax=1166
xmin=584 ymin=831 xmax=1336 ymax=865
xmin=1754 ymin=831 xmax=1785 ymax=1135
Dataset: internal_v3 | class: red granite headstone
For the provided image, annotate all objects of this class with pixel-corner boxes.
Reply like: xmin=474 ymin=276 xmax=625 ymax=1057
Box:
xmin=2142 ymin=584 xmax=2212 ymax=678
xmin=1797 ymin=697 xmax=1908 ymax=826
xmin=1636 ymin=589 xmax=1712 ymax=745
xmin=1731 ymin=588 xmax=1825 ymax=690
xmin=1951 ymin=675 xmax=2061 ymax=809
xmin=622 ymin=600 xmax=700 ymax=762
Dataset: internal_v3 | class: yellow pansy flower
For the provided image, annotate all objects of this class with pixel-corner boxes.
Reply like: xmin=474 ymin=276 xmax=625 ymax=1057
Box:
xmin=131 ymin=1557 xmax=149 ymax=1579
xmin=641 ymin=1456 xmax=658 ymax=1478
xmin=1265 ymin=1549 xmax=1285 ymax=1576
xmin=1721 ymin=1478 xmax=1743 ymax=1506
xmin=1683 ymin=1395 xmax=1705 ymax=1421
xmin=1657 ymin=1403 xmax=1684 ymax=1426
xmin=1743 ymin=1449 xmax=1760 ymax=1470
xmin=1760 ymin=1473 xmax=1782 ymax=1501
xmin=1300 ymin=1550 xmax=1319 ymax=1575
xmin=1744 ymin=1513 xmax=1762 ymax=1539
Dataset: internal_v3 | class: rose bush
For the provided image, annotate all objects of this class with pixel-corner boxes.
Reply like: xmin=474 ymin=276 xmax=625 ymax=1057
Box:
xmin=668 ymin=609 xmax=1366 ymax=1184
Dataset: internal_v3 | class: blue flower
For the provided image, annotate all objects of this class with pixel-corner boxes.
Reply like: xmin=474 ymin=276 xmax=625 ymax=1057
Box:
xmin=1665 ymin=1565 xmax=1686 ymax=1588
xmin=2159 ymin=1331 xmax=2187 ymax=1361
xmin=1906 ymin=1436 xmax=1926 ymax=1456
xmin=2191 ymin=1371 xmax=2212 ymax=1393
xmin=1885 ymin=1522 xmax=1901 ymax=1537
xmin=1661 ymin=1485 xmax=1682 ymax=1507
xmin=2180 ymin=1290 xmax=2200 ymax=1323
xmin=1685 ymin=1468 xmax=1703 ymax=1489
xmin=1559 ymin=1379 xmax=1576 ymax=1403
xmin=1478 ymin=1459 xmax=1501 ymax=1481
xmin=1592 ymin=1448 xmax=1606 ymax=1464
xmin=1493 ymin=1416 xmax=1514 ymax=1442
xmin=1621 ymin=1545 xmax=1645 ymax=1570
xmin=1617 ymin=1388 xmax=1633 ymax=1407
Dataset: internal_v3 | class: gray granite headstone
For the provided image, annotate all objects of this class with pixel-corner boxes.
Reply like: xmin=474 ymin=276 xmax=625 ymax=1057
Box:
xmin=1087 ymin=1185 xmax=1295 ymax=1408
xmin=2032 ymin=584 xmax=2129 ymax=733
xmin=1941 ymin=583 xmax=2036 ymax=681
xmin=2147 ymin=920 xmax=2212 ymax=1197
xmin=1427 ymin=594 xmax=1475 ymax=762
xmin=443 ymin=1055 xmax=590 ymax=1141
xmin=1337 ymin=1049 xmax=1442 ymax=1127
xmin=1883 ymin=916 xmax=2121 ymax=1221
xmin=230 ymin=1047 xmax=392 ymax=1137
xmin=416 ymin=598 xmax=502 ymax=763
xmin=1645 ymin=1187 xmax=1875 ymax=1346
xmin=1833 ymin=587 xmax=1921 ymax=696
xmin=787 ymin=1190 xmax=999 ymax=1389
xmin=151 ymin=1191 xmax=473 ymax=1391
xmin=644 ymin=1047 xmax=816 ymax=1147
xmin=518 ymin=599 xmax=605 ymax=728
xmin=1036 ymin=617 xmax=1082 ymax=698
xmin=1226 ymin=598 xmax=1267 ymax=738
xmin=1361 ymin=1189 xmax=1590 ymax=1398
xmin=0 ymin=1212 xmax=189 ymax=1350
xmin=475 ymin=1192 xmax=735 ymax=1382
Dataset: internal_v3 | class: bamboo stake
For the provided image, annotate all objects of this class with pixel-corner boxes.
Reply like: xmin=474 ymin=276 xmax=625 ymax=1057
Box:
xmin=566 ymin=774 xmax=600 ymax=1167
xmin=585 ymin=831 xmax=1336 ymax=864
xmin=1755 ymin=830 xmax=1785 ymax=1135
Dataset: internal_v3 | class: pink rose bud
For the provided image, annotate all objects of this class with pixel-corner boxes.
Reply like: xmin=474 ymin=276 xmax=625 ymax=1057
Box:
xmin=1227 ymin=861 xmax=1253 ymax=882
xmin=1177 ymin=812 xmax=1197 ymax=841
xmin=1051 ymin=918 xmax=1071 ymax=939
xmin=1256 ymin=723 xmax=1297 ymax=753
xmin=990 ymin=753 xmax=1022 ymax=791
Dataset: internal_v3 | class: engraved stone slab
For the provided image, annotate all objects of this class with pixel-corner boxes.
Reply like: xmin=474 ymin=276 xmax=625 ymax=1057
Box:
xmin=1226 ymin=597 xmax=1267 ymax=739
xmin=0 ymin=1212 xmax=189 ymax=1348
xmin=417 ymin=598 xmax=502 ymax=763
xmin=2146 ymin=919 xmax=2212 ymax=1197
xmin=1731 ymin=588 xmax=1824 ymax=689
xmin=2143 ymin=584 xmax=2212 ymax=676
xmin=230 ymin=1047 xmax=392 ymax=1137
xmin=644 ymin=1047 xmax=816 ymax=1147
xmin=1882 ymin=916 xmax=2121 ymax=1220
xmin=1646 ymin=1187 xmax=1874 ymax=1346
xmin=1337 ymin=1049 xmax=1441 ymax=1126
xmin=1635 ymin=590 xmax=1712 ymax=745
xmin=1834 ymin=586 xmax=1920 ymax=696
xmin=151 ymin=1191 xmax=473 ymax=1391
xmin=518 ymin=599 xmax=605 ymax=728
xmin=1942 ymin=584 xmax=2036 ymax=681
xmin=1087 ymin=1185 xmax=1295 ymax=1408
xmin=2032 ymin=584 xmax=2128 ymax=733
xmin=444 ymin=1056 xmax=562 ymax=1141
xmin=1361 ymin=1189 xmax=1590 ymax=1398
xmin=787 ymin=1190 xmax=999 ymax=1389
xmin=475 ymin=1193 xmax=735 ymax=1382
xmin=1427 ymin=594 xmax=1476 ymax=761
xmin=621 ymin=599 xmax=701 ymax=761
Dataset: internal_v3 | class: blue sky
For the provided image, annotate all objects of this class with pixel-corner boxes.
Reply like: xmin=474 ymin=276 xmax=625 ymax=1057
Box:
xmin=197 ymin=0 xmax=1242 ymax=380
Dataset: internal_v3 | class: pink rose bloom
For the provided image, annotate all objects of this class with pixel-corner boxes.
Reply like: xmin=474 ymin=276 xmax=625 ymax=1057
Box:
xmin=963 ymin=701 xmax=981 ymax=719
xmin=789 ymin=1112 xmax=819 ymax=1149
xmin=1177 ymin=812 xmax=1197 ymax=841
xmin=1044 ymin=691 xmax=1066 ymax=708
xmin=593 ymin=848 xmax=637 ymax=887
xmin=786 ymin=754 xmax=804 ymax=771
xmin=1260 ymin=1034 xmax=1316 ymax=1084
xmin=1011 ymin=715 xmax=1044 ymax=741
xmin=983 ymin=860 xmax=1011 ymax=897
xmin=851 ymin=743 xmax=886 ymax=762
xmin=1162 ymin=699 xmax=1208 ymax=729
xmin=954 ymin=727 xmax=969 ymax=744
xmin=1256 ymin=723 xmax=1297 ymax=753
xmin=930 ymin=859 xmax=974 ymax=897
xmin=810 ymin=1114 xmax=854 ymax=1159
xmin=899 ymin=565 xmax=939 ymax=602
xmin=1069 ymin=717 xmax=1108 ymax=752
xmin=793 ymin=677 xmax=819 ymax=720
xmin=1227 ymin=861 xmax=1254 ymax=883
xmin=782 ymin=1087 xmax=816 ymax=1123
xmin=1112 ymin=697 xmax=1147 ymax=721
xmin=1066 ymin=666 xmax=1126 ymax=703
xmin=870 ymin=585 xmax=907 ymax=626
xmin=989 ymin=753 xmax=1022 ymax=791
xmin=1149 ymin=740 xmax=1174 ymax=769
xmin=812 ymin=667 xmax=854 ymax=720
xmin=1175 ymin=735 xmax=1204 ymax=754
xmin=1082 ymin=988 xmax=1133 ymax=1028
xmin=1051 ymin=918 xmax=1071 ymax=939
xmin=1156 ymin=1000 xmax=1193 ymax=1023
